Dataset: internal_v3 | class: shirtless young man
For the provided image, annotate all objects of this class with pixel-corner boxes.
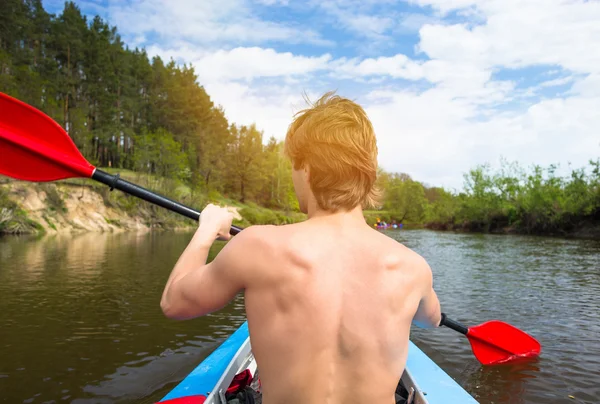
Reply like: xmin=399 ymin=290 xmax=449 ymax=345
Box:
xmin=160 ymin=92 xmax=442 ymax=404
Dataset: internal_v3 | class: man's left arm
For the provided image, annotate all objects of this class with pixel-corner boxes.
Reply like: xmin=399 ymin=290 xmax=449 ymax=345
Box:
xmin=160 ymin=205 xmax=258 ymax=320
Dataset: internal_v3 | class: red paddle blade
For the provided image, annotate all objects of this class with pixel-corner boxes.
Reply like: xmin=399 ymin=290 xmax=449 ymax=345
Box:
xmin=466 ymin=320 xmax=541 ymax=365
xmin=0 ymin=92 xmax=95 ymax=181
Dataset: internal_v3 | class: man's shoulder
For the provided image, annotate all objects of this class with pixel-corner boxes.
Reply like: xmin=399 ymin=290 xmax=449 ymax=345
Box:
xmin=231 ymin=224 xmax=295 ymax=254
xmin=237 ymin=223 xmax=296 ymax=240
xmin=399 ymin=246 xmax=432 ymax=283
xmin=233 ymin=224 xmax=278 ymax=248
xmin=370 ymin=233 xmax=430 ymax=274
xmin=236 ymin=223 xmax=276 ymax=238
xmin=228 ymin=224 xmax=299 ymax=284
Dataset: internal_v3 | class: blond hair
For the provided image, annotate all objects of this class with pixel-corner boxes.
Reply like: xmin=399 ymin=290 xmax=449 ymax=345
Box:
xmin=284 ymin=91 xmax=381 ymax=212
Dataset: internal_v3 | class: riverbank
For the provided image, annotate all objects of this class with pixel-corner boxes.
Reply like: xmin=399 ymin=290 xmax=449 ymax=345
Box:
xmin=423 ymin=220 xmax=600 ymax=240
xmin=363 ymin=210 xmax=600 ymax=239
xmin=2 ymin=176 xmax=598 ymax=240
xmin=0 ymin=174 xmax=306 ymax=236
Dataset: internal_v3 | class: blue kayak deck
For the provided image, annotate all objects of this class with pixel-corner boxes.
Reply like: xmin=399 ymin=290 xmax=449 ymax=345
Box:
xmin=405 ymin=339 xmax=478 ymax=403
xmin=161 ymin=323 xmax=250 ymax=401
xmin=161 ymin=321 xmax=478 ymax=403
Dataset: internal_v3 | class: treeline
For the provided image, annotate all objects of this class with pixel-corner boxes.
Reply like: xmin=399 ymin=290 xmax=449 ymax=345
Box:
xmin=0 ymin=0 xmax=297 ymax=210
xmin=376 ymin=160 xmax=600 ymax=235
xmin=2 ymin=1 xmax=599 ymax=237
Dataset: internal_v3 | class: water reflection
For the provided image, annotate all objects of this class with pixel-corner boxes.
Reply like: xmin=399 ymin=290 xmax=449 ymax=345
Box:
xmin=397 ymin=230 xmax=600 ymax=404
xmin=0 ymin=231 xmax=234 ymax=403
xmin=462 ymin=358 xmax=541 ymax=404
xmin=1 ymin=230 xmax=599 ymax=403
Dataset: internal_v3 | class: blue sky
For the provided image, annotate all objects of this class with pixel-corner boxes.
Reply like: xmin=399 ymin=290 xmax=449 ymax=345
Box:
xmin=45 ymin=0 xmax=600 ymax=189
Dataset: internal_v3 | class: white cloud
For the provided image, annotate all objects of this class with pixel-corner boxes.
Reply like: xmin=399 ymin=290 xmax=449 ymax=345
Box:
xmin=407 ymin=0 xmax=487 ymax=15
xmin=332 ymin=55 xmax=425 ymax=80
xmin=191 ymin=48 xmax=332 ymax=82
xmin=91 ymin=0 xmax=600 ymax=188
xmin=366 ymin=86 xmax=600 ymax=188
xmin=145 ymin=42 xmax=209 ymax=63
xmin=359 ymin=0 xmax=600 ymax=186
xmin=314 ymin=0 xmax=401 ymax=43
xmin=538 ymin=76 xmax=574 ymax=88
xmin=203 ymin=81 xmax=328 ymax=141
xmin=570 ymin=73 xmax=600 ymax=98
xmin=253 ymin=0 xmax=290 ymax=5
xmin=105 ymin=0 xmax=331 ymax=47
xmin=396 ymin=12 xmax=442 ymax=33
xmin=415 ymin=0 xmax=600 ymax=74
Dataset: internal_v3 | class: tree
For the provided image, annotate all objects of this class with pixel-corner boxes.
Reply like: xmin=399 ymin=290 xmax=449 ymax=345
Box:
xmin=225 ymin=125 xmax=264 ymax=202
xmin=132 ymin=128 xmax=188 ymax=179
xmin=383 ymin=174 xmax=427 ymax=223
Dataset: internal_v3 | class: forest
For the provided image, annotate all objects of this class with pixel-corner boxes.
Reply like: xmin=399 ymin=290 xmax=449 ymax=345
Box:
xmin=1 ymin=1 xmax=599 ymax=236
xmin=375 ymin=161 xmax=600 ymax=236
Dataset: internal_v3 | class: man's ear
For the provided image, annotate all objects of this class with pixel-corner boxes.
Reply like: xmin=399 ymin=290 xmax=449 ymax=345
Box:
xmin=303 ymin=165 xmax=310 ymax=181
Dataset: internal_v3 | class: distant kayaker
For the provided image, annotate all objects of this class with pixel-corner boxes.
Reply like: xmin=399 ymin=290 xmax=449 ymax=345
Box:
xmin=160 ymin=92 xmax=443 ymax=404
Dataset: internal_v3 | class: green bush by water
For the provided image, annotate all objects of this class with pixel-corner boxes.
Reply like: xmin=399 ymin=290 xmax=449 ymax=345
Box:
xmin=0 ymin=186 xmax=43 ymax=235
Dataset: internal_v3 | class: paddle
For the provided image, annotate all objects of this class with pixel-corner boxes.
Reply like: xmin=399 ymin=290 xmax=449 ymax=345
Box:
xmin=0 ymin=92 xmax=542 ymax=365
xmin=0 ymin=92 xmax=242 ymax=235
xmin=439 ymin=313 xmax=541 ymax=365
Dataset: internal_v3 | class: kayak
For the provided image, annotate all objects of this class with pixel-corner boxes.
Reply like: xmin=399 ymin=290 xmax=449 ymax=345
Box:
xmin=375 ymin=224 xmax=402 ymax=230
xmin=159 ymin=322 xmax=479 ymax=404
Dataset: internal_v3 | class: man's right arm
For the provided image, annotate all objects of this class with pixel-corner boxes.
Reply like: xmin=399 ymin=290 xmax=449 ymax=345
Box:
xmin=412 ymin=259 xmax=442 ymax=329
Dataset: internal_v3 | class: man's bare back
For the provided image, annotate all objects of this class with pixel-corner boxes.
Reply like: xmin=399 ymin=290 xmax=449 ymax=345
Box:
xmin=242 ymin=217 xmax=441 ymax=404
xmin=160 ymin=92 xmax=442 ymax=404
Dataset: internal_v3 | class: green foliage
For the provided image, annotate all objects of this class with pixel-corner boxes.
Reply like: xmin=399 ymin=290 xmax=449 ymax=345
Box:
xmin=421 ymin=160 xmax=600 ymax=234
xmin=373 ymin=172 xmax=427 ymax=224
xmin=223 ymin=125 xmax=265 ymax=203
xmin=207 ymin=190 xmax=224 ymax=203
xmin=40 ymin=184 xmax=67 ymax=213
xmin=0 ymin=186 xmax=43 ymax=234
xmin=1 ymin=1 xmax=597 ymax=236
xmin=0 ymin=1 xmax=301 ymax=213
xmin=0 ymin=186 xmax=17 ymax=211
xmin=132 ymin=128 xmax=188 ymax=180
xmin=239 ymin=205 xmax=306 ymax=226
xmin=43 ymin=215 xmax=57 ymax=230
xmin=369 ymin=158 xmax=599 ymax=235
xmin=423 ymin=188 xmax=458 ymax=226
xmin=105 ymin=218 xmax=122 ymax=227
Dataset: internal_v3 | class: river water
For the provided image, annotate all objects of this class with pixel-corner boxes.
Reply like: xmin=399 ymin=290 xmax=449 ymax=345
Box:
xmin=0 ymin=230 xmax=598 ymax=403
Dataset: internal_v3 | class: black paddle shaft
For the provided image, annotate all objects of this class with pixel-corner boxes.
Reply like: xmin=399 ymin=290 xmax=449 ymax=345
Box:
xmin=92 ymin=169 xmax=243 ymax=236
xmin=440 ymin=313 xmax=469 ymax=335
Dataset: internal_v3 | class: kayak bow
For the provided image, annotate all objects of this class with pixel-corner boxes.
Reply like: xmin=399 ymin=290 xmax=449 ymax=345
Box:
xmin=159 ymin=322 xmax=479 ymax=404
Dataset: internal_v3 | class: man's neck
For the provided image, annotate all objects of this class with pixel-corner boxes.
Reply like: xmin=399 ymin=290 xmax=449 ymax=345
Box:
xmin=306 ymin=202 xmax=366 ymax=226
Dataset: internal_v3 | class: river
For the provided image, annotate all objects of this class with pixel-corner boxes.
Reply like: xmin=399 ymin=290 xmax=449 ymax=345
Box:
xmin=0 ymin=230 xmax=598 ymax=403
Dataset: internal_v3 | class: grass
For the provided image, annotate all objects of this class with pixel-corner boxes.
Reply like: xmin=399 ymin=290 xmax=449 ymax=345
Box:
xmin=40 ymin=184 xmax=67 ymax=213
xmin=0 ymin=207 xmax=43 ymax=235
xmin=0 ymin=170 xmax=308 ymax=234
xmin=1 ymin=174 xmax=409 ymax=236
xmin=105 ymin=218 xmax=122 ymax=227
xmin=237 ymin=203 xmax=306 ymax=227
xmin=0 ymin=185 xmax=43 ymax=235
xmin=43 ymin=214 xmax=57 ymax=230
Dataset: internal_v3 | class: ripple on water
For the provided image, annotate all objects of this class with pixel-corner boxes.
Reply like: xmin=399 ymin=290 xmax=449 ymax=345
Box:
xmin=400 ymin=231 xmax=600 ymax=404
xmin=1 ymin=231 xmax=599 ymax=403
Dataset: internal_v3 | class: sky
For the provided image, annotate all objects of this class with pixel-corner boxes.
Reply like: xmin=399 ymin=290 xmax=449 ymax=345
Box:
xmin=45 ymin=0 xmax=600 ymax=190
